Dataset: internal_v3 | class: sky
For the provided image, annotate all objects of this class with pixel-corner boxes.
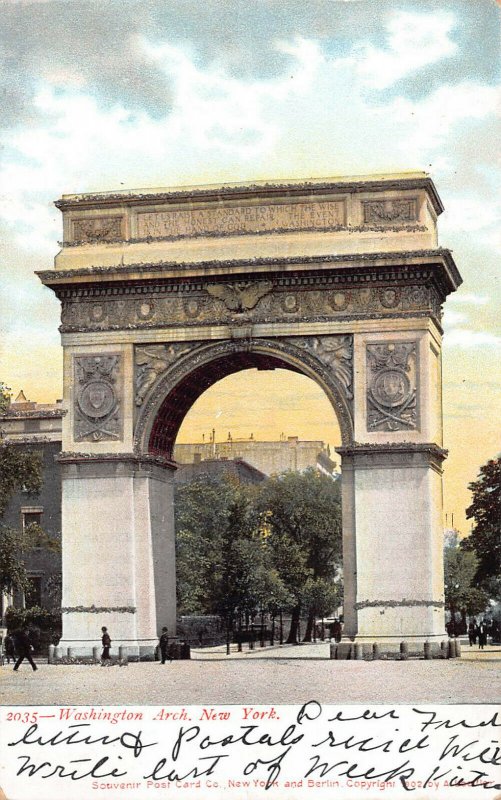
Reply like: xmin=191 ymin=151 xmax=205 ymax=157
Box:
xmin=0 ymin=0 xmax=499 ymax=534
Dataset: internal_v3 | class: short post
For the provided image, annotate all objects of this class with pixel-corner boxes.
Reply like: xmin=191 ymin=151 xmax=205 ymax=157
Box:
xmin=447 ymin=639 xmax=456 ymax=659
xmin=249 ymin=632 xmax=254 ymax=650
xmin=54 ymin=645 xmax=63 ymax=661
xmin=400 ymin=641 xmax=409 ymax=661
xmin=92 ymin=646 xmax=100 ymax=662
xmin=440 ymin=641 xmax=448 ymax=659
xmin=237 ymin=635 xmax=242 ymax=653
xmin=329 ymin=642 xmax=337 ymax=660
xmin=454 ymin=638 xmax=461 ymax=658
xmin=372 ymin=643 xmax=380 ymax=660
xmin=48 ymin=644 xmax=55 ymax=664
xmin=119 ymin=645 xmax=127 ymax=663
xmin=67 ymin=647 xmax=75 ymax=660
xmin=423 ymin=641 xmax=432 ymax=660
xmin=354 ymin=643 xmax=363 ymax=660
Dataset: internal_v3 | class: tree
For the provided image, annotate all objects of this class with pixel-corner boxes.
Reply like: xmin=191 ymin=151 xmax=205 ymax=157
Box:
xmin=256 ymin=469 xmax=342 ymax=643
xmin=175 ymin=473 xmax=265 ymax=618
xmin=0 ymin=382 xmax=58 ymax=597
xmin=444 ymin=544 xmax=489 ymax=626
xmin=463 ymin=457 xmax=501 ymax=584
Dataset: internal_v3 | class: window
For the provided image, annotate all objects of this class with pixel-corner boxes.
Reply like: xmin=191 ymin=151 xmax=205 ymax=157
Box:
xmin=21 ymin=507 xmax=43 ymax=530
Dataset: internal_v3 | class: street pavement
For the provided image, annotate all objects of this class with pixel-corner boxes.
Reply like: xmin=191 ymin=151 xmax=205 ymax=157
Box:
xmin=1 ymin=642 xmax=500 ymax=706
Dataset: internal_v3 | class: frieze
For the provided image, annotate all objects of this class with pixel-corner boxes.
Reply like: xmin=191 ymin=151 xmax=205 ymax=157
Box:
xmin=363 ymin=198 xmax=417 ymax=224
xmin=74 ymin=354 xmax=122 ymax=442
xmin=72 ymin=217 xmax=123 ymax=243
xmin=366 ymin=342 xmax=419 ymax=432
xmin=59 ymin=280 xmax=440 ymax=333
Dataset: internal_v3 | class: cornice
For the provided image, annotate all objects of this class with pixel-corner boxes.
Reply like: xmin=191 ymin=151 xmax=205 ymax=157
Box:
xmin=337 ymin=442 xmax=448 ymax=459
xmin=54 ymin=175 xmax=444 ymax=215
xmin=37 ymin=248 xmax=461 ymax=295
xmin=0 ymin=409 xmax=65 ymax=419
xmin=56 ymin=451 xmax=177 ymax=470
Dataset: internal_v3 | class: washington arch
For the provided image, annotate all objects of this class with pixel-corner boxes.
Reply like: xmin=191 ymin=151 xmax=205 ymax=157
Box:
xmin=38 ymin=173 xmax=462 ymax=657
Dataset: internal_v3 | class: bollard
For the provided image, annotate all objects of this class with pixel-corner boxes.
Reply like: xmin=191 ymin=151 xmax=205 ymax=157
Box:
xmin=447 ymin=639 xmax=456 ymax=659
xmin=440 ymin=641 xmax=448 ymax=659
xmin=119 ymin=645 xmax=128 ymax=663
xmin=48 ymin=644 xmax=55 ymax=664
xmin=400 ymin=642 xmax=409 ymax=661
xmin=237 ymin=639 xmax=242 ymax=652
xmin=54 ymin=645 xmax=64 ymax=661
xmin=67 ymin=647 xmax=75 ymax=660
xmin=330 ymin=643 xmax=337 ymax=660
xmin=372 ymin=643 xmax=380 ymax=660
xmin=423 ymin=641 xmax=432 ymax=660
xmin=454 ymin=639 xmax=461 ymax=658
xmin=249 ymin=635 xmax=254 ymax=650
xmin=93 ymin=646 xmax=100 ymax=662
xmin=354 ymin=643 xmax=363 ymax=660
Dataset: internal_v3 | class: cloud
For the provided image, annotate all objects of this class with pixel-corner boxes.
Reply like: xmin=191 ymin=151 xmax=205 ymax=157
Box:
xmin=444 ymin=329 xmax=501 ymax=349
xmin=448 ymin=293 xmax=489 ymax=306
xmin=354 ymin=10 xmax=457 ymax=89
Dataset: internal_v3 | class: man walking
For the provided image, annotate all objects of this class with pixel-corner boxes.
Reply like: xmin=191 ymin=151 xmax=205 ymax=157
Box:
xmin=12 ymin=628 xmax=37 ymax=672
xmin=101 ymin=626 xmax=112 ymax=663
xmin=159 ymin=626 xmax=170 ymax=664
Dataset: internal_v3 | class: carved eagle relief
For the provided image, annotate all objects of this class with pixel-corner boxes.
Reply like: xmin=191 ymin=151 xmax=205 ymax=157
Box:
xmin=206 ymin=280 xmax=272 ymax=312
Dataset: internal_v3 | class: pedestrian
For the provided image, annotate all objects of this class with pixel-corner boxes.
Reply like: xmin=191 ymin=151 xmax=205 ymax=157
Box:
xmin=159 ymin=626 xmax=170 ymax=664
xmin=332 ymin=619 xmax=342 ymax=643
xmin=468 ymin=619 xmax=477 ymax=647
xmin=477 ymin=620 xmax=487 ymax=650
xmin=12 ymin=628 xmax=37 ymax=672
xmin=4 ymin=632 xmax=15 ymax=664
xmin=101 ymin=626 xmax=111 ymax=662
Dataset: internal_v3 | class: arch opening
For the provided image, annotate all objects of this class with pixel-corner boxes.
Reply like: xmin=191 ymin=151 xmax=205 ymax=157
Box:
xmin=142 ymin=342 xmax=353 ymax=460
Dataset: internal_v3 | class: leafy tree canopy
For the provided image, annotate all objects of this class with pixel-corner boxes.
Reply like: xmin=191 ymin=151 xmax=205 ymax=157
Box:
xmin=463 ymin=457 xmax=501 ymax=583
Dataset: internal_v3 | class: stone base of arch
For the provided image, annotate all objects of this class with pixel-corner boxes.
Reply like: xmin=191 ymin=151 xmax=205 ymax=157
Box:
xmin=57 ymin=454 xmax=177 ymax=659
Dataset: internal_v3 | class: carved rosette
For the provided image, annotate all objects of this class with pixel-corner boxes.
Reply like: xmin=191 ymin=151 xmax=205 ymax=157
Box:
xmin=366 ymin=342 xmax=419 ymax=431
xmin=74 ymin=354 xmax=122 ymax=441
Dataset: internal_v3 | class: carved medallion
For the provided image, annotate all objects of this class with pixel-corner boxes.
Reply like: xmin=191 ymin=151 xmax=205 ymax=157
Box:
xmin=281 ymin=293 xmax=299 ymax=313
xmin=328 ymin=291 xmax=351 ymax=311
xmin=74 ymin=355 xmax=122 ymax=441
xmin=136 ymin=300 xmax=155 ymax=320
xmin=366 ymin=342 xmax=418 ymax=431
xmin=379 ymin=287 xmax=401 ymax=309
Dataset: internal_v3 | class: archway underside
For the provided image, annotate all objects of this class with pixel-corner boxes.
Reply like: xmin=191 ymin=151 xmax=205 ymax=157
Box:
xmin=148 ymin=352 xmax=303 ymax=458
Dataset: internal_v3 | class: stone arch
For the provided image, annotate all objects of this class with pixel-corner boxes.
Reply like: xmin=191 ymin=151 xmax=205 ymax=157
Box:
xmin=134 ymin=336 xmax=354 ymax=459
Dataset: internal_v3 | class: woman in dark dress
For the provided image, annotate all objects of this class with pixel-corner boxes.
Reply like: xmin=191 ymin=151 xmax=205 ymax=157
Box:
xmin=101 ymin=626 xmax=112 ymax=662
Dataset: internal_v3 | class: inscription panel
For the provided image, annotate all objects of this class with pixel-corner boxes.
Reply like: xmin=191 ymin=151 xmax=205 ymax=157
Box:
xmin=137 ymin=200 xmax=346 ymax=239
